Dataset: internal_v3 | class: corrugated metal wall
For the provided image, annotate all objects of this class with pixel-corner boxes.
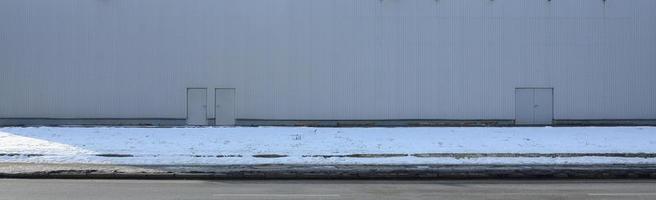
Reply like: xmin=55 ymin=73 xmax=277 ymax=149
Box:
xmin=1 ymin=0 xmax=655 ymax=120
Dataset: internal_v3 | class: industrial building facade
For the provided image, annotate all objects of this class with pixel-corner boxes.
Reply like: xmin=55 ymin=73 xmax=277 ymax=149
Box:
xmin=1 ymin=0 xmax=655 ymax=126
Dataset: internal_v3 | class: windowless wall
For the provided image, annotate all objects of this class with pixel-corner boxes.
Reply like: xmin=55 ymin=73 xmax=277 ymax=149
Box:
xmin=0 ymin=0 xmax=655 ymax=126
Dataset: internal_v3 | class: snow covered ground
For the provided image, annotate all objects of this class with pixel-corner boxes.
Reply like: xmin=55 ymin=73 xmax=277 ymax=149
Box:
xmin=1 ymin=126 xmax=655 ymax=165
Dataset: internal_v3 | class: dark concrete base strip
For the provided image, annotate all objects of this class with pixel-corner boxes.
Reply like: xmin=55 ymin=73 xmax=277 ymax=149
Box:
xmin=554 ymin=119 xmax=656 ymax=126
xmin=1 ymin=164 xmax=656 ymax=180
xmin=0 ymin=118 xmax=186 ymax=127
xmin=236 ymin=119 xmax=515 ymax=127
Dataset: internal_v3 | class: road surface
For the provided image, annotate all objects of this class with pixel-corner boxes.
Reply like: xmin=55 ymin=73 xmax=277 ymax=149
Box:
xmin=1 ymin=179 xmax=655 ymax=200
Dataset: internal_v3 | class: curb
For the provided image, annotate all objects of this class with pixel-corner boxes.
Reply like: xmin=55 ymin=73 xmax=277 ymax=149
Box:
xmin=4 ymin=153 xmax=656 ymax=159
xmin=2 ymin=163 xmax=656 ymax=180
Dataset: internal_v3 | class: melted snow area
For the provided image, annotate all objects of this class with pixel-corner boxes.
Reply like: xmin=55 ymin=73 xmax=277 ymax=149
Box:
xmin=1 ymin=126 xmax=655 ymax=165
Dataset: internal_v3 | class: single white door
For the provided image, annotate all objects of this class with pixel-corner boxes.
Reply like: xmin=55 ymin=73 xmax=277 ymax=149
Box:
xmin=215 ymin=88 xmax=236 ymax=126
xmin=186 ymin=88 xmax=208 ymax=125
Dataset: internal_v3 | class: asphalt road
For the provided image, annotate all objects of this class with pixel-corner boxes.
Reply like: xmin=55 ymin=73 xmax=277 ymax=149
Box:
xmin=1 ymin=179 xmax=656 ymax=200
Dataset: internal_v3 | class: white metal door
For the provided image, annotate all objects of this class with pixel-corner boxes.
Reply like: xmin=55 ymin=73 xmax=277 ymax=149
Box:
xmin=186 ymin=88 xmax=207 ymax=125
xmin=215 ymin=88 xmax=236 ymax=126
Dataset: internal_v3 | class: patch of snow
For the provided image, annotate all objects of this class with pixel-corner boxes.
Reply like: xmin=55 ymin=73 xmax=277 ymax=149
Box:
xmin=1 ymin=126 xmax=655 ymax=165
xmin=0 ymin=131 xmax=94 ymax=155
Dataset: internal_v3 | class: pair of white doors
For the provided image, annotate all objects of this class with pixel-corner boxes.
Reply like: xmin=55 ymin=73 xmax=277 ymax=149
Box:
xmin=515 ymin=88 xmax=553 ymax=125
xmin=186 ymin=88 xmax=235 ymax=126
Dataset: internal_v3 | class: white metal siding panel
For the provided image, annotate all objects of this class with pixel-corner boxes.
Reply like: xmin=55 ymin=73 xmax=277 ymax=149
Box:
xmin=0 ymin=0 xmax=655 ymax=120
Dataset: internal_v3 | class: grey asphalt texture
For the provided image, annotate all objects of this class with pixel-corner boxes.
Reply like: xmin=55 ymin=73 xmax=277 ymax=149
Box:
xmin=1 ymin=179 xmax=656 ymax=200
